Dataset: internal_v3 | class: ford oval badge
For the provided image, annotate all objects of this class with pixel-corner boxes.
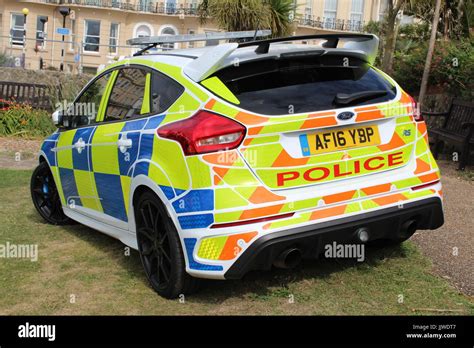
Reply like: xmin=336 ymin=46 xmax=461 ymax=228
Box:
xmin=337 ymin=111 xmax=355 ymax=121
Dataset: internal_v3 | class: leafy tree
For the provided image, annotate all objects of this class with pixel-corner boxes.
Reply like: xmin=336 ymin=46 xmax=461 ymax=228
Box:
xmin=198 ymin=0 xmax=296 ymax=38
xmin=406 ymin=0 xmax=473 ymax=39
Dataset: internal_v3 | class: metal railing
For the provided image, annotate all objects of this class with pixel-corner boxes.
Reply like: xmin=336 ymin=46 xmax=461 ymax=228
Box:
xmin=298 ymin=16 xmax=365 ymax=33
xmin=0 ymin=34 xmax=137 ymax=74
xmin=34 ymin=0 xmax=200 ymax=15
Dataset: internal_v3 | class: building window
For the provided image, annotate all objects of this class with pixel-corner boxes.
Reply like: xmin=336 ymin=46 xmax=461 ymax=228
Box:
xmin=84 ymin=19 xmax=100 ymax=53
xmin=82 ymin=66 xmax=98 ymax=75
xmin=379 ymin=0 xmax=388 ymax=21
xmin=10 ymin=13 xmax=25 ymax=46
xmin=109 ymin=23 xmax=119 ymax=55
xmin=189 ymin=0 xmax=198 ymax=15
xmin=323 ymin=0 xmax=338 ymax=29
xmin=165 ymin=0 xmax=177 ymax=14
xmin=160 ymin=26 xmax=178 ymax=50
xmin=138 ymin=0 xmax=151 ymax=12
xmin=304 ymin=0 xmax=313 ymax=24
xmin=135 ymin=23 xmax=152 ymax=38
xmin=133 ymin=23 xmax=154 ymax=54
xmin=350 ymin=0 xmax=364 ymax=31
xmin=36 ymin=16 xmax=48 ymax=49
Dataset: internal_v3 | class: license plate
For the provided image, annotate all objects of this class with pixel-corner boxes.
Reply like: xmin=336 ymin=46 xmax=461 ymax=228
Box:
xmin=300 ymin=125 xmax=381 ymax=156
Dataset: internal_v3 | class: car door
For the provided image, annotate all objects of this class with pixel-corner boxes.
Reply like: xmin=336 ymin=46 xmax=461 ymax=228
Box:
xmin=55 ymin=70 xmax=113 ymax=215
xmin=88 ymin=66 xmax=152 ymax=227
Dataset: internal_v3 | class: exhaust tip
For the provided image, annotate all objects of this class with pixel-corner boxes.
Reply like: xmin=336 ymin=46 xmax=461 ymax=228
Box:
xmin=401 ymin=219 xmax=417 ymax=238
xmin=273 ymin=248 xmax=302 ymax=269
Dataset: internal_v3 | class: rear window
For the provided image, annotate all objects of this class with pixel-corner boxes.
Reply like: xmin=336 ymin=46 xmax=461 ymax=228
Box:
xmin=210 ymin=56 xmax=397 ymax=115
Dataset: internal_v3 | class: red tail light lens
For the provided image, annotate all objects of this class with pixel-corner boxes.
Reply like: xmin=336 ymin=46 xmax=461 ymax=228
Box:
xmin=157 ymin=110 xmax=246 ymax=155
xmin=408 ymin=95 xmax=423 ymax=122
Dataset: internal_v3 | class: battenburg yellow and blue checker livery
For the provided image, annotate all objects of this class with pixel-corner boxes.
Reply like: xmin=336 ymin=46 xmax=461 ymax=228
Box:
xmin=32 ymin=33 xmax=444 ymax=298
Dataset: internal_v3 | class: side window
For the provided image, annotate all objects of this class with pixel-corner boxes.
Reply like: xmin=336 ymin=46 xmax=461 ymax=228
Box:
xmin=151 ymin=71 xmax=184 ymax=114
xmin=65 ymin=71 xmax=111 ymax=128
xmin=105 ymin=68 xmax=147 ymax=122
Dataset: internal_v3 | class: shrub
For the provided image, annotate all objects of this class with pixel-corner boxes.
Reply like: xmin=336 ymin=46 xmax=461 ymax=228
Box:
xmin=392 ymin=39 xmax=474 ymax=99
xmin=0 ymin=102 xmax=56 ymax=138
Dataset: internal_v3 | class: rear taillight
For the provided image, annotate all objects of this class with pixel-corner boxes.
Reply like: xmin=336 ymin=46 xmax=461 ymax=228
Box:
xmin=408 ymin=95 xmax=423 ymax=122
xmin=157 ymin=110 xmax=246 ymax=155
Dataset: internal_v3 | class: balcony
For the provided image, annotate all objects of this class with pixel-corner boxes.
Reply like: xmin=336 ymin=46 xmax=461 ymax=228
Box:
xmin=298 ymin=16 xmax=366 ymax=33
xmin=26 ymin=0 xmax=200 ymax=16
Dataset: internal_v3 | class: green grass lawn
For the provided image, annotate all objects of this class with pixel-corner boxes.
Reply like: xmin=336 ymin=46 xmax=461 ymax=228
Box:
xmin=0 ymin=168 xmax=472 ymax=315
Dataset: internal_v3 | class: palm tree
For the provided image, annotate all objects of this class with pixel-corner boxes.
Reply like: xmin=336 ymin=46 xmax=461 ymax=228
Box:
xmin=198 ymin=0 xmax=296 ymax=38
xmin=265 ymin=0 xmax=296 ymax=37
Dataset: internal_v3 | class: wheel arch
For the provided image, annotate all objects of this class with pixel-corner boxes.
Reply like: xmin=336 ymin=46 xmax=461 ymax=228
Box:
xmin=128 ymin=176 xmax=178 ymax=235
xmin=128 ymin=176 xmax=191 ymax=271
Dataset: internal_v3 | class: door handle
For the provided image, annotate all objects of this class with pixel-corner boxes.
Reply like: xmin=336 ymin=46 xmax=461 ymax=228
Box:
xmin=117 ymin=135 xmax=132 ymax=153
xmin=73 ymin=138 xmax=86 ymax=154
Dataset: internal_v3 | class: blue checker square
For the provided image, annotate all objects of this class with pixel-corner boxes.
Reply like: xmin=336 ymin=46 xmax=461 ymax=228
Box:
xmin=178 ymin=214 xmax=214 ymax=230
xmin=133 ymin=161 xmax=150 ymax=177
xmin=47 ymin=132 xmax=60 ymax=141
xmin=172 ymin=189 xmax=214 ymax=213
xmin=138 ymin=133 xmax=154 ymax=161
xmin=58 ymin=167 xmax=82 ymax=207
xmin=94 ymin=173 xmax=127 ymax=222
xmin=118 ymin=131 xmax=141 ymax=176
xmin=159 ymin=185 xmax=175 ymax=200
xmin=144 ymin=115 xmax=165 ymax=129
xmin=72 ymin=127 xmax=95 ymax=171
xmin=41 ymin=140 xmax=57 ymax=167
xmin=122 ymin=119 xmax=147 ymax=132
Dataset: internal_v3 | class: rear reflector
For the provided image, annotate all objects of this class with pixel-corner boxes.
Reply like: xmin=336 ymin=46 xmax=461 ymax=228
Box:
xmin=412 ymin=180 xmax=440 ymax=191
xmin=210 ymin=212 xmax=294 ymax=229
xmin=157 ymin=110 xmax=246 ymax=155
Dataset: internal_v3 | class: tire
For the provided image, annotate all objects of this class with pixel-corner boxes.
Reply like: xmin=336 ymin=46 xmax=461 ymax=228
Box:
xmin=31 ymin=161 xmax=71 ymax=225
xmin=135 ymin=191 xmax=201 ymax=299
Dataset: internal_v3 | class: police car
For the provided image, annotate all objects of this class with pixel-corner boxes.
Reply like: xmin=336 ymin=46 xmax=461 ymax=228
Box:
xmin=31 ymin=31 xmax=444 ymax=298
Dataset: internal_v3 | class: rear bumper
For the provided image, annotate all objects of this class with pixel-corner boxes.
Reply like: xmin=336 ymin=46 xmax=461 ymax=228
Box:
xmin=224 ymin=197 xmax=443 ymax=279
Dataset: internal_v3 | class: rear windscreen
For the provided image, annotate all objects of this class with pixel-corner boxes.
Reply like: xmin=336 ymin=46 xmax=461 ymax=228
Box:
xmin=210 ymin=56 xmax=397 ymax=115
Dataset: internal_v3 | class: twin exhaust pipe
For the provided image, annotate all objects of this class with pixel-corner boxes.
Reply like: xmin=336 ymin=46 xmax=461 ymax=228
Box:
xmin=273 ymin=248 xmax=302 ymax=269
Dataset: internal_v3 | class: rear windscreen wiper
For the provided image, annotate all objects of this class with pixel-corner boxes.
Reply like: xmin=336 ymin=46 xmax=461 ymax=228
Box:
xmin=334 ymin=90 xmax=388 ymax=106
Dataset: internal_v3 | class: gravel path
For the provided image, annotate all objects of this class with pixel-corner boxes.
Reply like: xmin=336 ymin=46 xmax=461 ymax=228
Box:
xmin=0 ymin=137 xmax=41 ymax=170
xmin=412 ymin=161 xmax=474 ymax=296
xmin=0 ymin=137 xmax=472 ymax=295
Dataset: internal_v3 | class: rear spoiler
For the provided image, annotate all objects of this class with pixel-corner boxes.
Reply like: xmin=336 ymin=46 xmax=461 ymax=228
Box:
xmin=183 ymin=34 xmax=379 ymax=82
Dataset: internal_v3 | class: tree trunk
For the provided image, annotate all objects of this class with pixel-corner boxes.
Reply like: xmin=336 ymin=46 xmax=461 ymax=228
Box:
xmin=418 ymin=0 xmax=443 ymax=106
xmin=381 ymin=12 xmax=397 ymax=73
xmin=381 ymin=0 xmax=404 ymax=74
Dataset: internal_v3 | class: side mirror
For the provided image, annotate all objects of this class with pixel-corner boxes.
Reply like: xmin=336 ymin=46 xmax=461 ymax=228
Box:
xmin=52 ymin=110 xmax=62 ymax=127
